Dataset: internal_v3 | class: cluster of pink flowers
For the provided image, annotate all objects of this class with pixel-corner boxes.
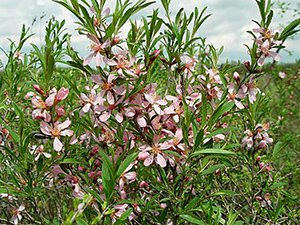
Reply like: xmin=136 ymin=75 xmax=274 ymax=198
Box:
xmin=25 ymin=86 xmax=74 ymax=152
xmin=242 ymin=123 xmax=273 ymax=150
xmin=59 ymin=30 xmax=271 ymax=219
xmin=253 ymin=27 xmax=281 ymax=66
xmin=255 ymin=193 xmax=272 ymax=207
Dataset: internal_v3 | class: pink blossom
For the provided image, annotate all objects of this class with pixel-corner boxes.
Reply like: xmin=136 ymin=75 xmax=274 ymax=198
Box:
xmin=40 ymin=119 xmax=73 ymax=151
xmin=79 ymin=85 xmax=104 ymax=116
xmin=257 ymin=40 xmax=280 ymax=66
xmin=164 ymin=99 xmax=184 ymax=123
xmin=138 ymin=135 xmax=171 ymax=168
xmin=30 ymin=96 xmax=52 ymax=122
xmin=56 ymin=87 xmax=69 ymax=101
xmin=55 ymin=106 xmax=66 ymax=117
xmin=160 ymin=203 xmax=167 ymax=209
xmin=125 ymin=94 xmax=149 ymax=127
xmin=241 ymin=130 xmax=253 ymax=149
xmin=83 ymin=34 xmax=110 ymax=67
xmin=278 ymin=71 xmax=286 ymax=79
xmin=227 ymin=83 xmax=245 ymax=109
xmin=31 ymin=145 xmax=51 ymax=161
xmin=245 ymin=76 xmax=258 ymax=104
xmin=164 ymin=128 xmax=185 ymax=153
xmin=10 ymin=205 xmax=25 ymax=225
xmin=103 ymin=50 xmax=133 ymax=75
xmin=118 ymin=163 xmax=136 ymax=194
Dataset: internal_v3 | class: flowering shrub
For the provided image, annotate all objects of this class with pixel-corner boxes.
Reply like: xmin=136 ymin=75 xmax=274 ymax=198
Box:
xmin=0 ymin=0 xmax=299 ymax=224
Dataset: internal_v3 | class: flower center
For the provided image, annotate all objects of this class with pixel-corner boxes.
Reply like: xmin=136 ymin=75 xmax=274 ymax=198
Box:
xmin=102 ymin=83 xmax=111 ymax=91
xmin=51 ymin=126 xmax=61 ymax=137
xmin=152 ymin=146 xmax=160 ymax=154
xmin=37 ymin=147 xmax=44 ymax=153
xmin=34 ymin=98 xmax=46 ymax=109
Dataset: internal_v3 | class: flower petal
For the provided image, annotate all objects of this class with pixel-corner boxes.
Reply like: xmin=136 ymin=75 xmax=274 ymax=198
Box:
xmin=144 ymin=154 xmax=154 ymax=166
xmin=156 ymin=153 xmax=166 ymax=168
xmin=54 ymin=137 xmax=63 ymax=152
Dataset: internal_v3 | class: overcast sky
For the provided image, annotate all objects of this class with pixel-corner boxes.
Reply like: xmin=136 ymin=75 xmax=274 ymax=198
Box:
xmin=0 ymin=0 xmax=299 ymax=65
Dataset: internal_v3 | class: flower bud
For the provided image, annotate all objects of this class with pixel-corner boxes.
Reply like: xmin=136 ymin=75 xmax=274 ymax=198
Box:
xmin=259 ymin=162 xmax=265 ymax=169
xmin=90 ymin=146 xmax=99 ymax=156
xmin=139 ymin=181 xmax=149 ymax=188
xmin=71 ymin=176 xmax=78 ymax=183
xmin=33 ymin=85 xmax=46 ymax=97
xmin=56 ymin=87 xmax=69 ymax=102
xmin=222 ymin=111 xmax=229 ymax=117
xmin=112 ymin=36 xmax=121 ymax=45
xmin=55 ymin=106 xmax=66 ymax=117
xmin=215 ymin=168 xmax=221 ymax=176
xmin=94 ymin=159 xmax=101 ymax=168
xmin=233 ymin=72 xmax=240 ymax=84
xmin=264 ymin=193 xmax=271 ymax=200
xmin=88 ymin=171 xmax=95 ymax=178
xmin=255 ymin=196 xmax=263 ymax=201
xmin=256 ymin=156 xmax=262 ymax=162
xmin=160 ymin=203 xmax=167 ymax=209
xmin=258 ymin=140 xmax=267 ymax=149
xmin=244 ymin=61 xmax=250 ymax=67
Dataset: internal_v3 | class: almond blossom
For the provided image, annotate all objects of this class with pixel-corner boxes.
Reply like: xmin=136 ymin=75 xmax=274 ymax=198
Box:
xmin=125 ymin=93 xmax=149 ymax=127
xmin=164 ymin=98 xmax=184 ymax=123
xmin=83 ymin=34 xmax=110 ymax=67
xmin=30 ymin=145 xmax=51 ymax=161
xmin=138 ymin=135 xmax=171 ymax=168
xmin=91 ymin=73 xmax=125 ymax=105
xmin=245 ymin=75 xmax=258 ymax=104
xmin=10 ymin=205 xmax=25 ymax=225
xmin=257 ymin=40 xmax=280 ymax=66
xmin=144 ymin=86 xmax=167 ymax=115
xmin=79 ymin=85 xmax=104 ymax=117
xmin=40 ymin=119 xmax=73 ymax=151
xmin=117 ymin=163 xmax=136 ymax=200
xmin=103 ymin=50 xmax=134 ymax=75
xmin=278 ymin=71 xmax=286 ymax=79
xmin=30 ymin=95 xmax=52 ymax=122
xmin=227 ymin=82 xmax=246 ymax=109
xmin=241 ymin=129 xmax=254 ymax=149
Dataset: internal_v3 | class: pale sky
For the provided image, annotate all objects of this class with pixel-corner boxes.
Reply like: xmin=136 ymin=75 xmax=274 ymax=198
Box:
xmin=0 ymin=0 xmax=299 ymax=65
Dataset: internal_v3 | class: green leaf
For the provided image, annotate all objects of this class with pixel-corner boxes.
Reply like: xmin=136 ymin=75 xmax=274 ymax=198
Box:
xmin=193 ymin=148 xmax=236 ymax=156
xmin=200 ymin=164 xmax=225 ymax=176
xmin=12 ymin=103 xmax=24 ymax=147
xmin=208 ymin=101 xmax=234 ymax=128
xmin=234 ymin=221 xmax=245 ymax=225
xmin=76 ymin=218 xmax=89 ymax=225
xmin=0 ymin=117 xmax=20 ymax=145
xmin=116 ymin=153 xmax=138 ymax=179
xmin=58 ymin=158 xmax=85 ymax=164
xmin=266 ymin=10 xmax=273 ymax=27
xmin=31 ymin=43 xmax=45 ymax=70
xmin=205 ymin=127 xmax=237 ymax=140
xmin=115 ymin=208 xmax=133 ymax=222
xmin=212 ymin=190 xmax=237 ymax=196
xmin=227 ymin=209 xmax=239 ymax=225
xmin=269 ymin=182 xmax=287 ymax=190
xmin=0 ymin=188 xmax=26 ymax=197
xmin=180 ymin=214 xmax=205 ymax=225
xmin=84 ymin=188 xmax=103 ymax=204
xmin=272 ymin=141 xmax=289 ymax=159
xmin=193 ymin=129 xmax=204 ymax=151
